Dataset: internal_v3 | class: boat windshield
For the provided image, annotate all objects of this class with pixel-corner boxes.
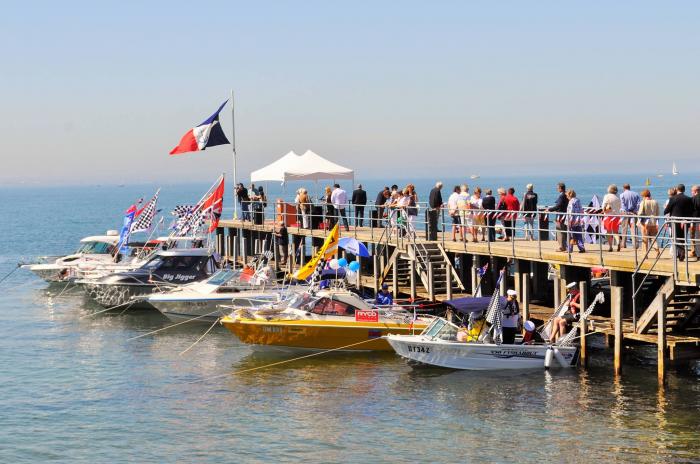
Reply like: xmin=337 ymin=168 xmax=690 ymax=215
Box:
xmin=77 ymin=241 xmax=115 ymax=255
xmin=423 ymin=318 xmax=460 ymax=341
xmin=288 ymin=293 xmax=320 ymax=311
xmin=141 ymin=255 xmax=208 ymax=272
xmin=309 ymin=297 xmax=357 ymax=316
xmin=207 ymin=269 xmax=239 ymax=286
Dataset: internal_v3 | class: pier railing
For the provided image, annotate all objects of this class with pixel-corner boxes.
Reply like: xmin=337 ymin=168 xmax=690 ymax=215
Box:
xmin=233 ymin=198 xmax=699 ymax=280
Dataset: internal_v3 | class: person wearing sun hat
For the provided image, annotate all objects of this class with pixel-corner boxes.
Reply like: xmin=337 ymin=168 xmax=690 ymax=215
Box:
xmin=501 ymin=289 xmax=520 ymax=344
xmin=548 ymin=282 xmax=581 ymax=342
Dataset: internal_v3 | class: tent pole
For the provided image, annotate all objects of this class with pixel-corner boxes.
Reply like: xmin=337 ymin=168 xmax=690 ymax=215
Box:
xmin=231 ymin=89 xmax=238 ymax=220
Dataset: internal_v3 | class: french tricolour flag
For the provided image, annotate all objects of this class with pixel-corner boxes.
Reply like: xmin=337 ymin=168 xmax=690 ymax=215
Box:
xmin=169 ymin=100 xmax=230 ymax=155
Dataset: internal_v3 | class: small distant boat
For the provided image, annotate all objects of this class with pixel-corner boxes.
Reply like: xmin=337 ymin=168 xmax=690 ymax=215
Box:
xmin=470 ymin=174 xmax=480 ymax=180
xmin=645 ymin=177 xmax=651 ymax=187
xmin=656 ymin=174 xmax=664 ymax=178
xmin=672 ymin=162 xmax=679 ymax=176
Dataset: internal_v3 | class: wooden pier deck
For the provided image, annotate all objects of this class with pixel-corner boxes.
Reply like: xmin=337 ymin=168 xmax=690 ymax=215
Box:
xmin=219 ymin=218 xmax=700 ymax=283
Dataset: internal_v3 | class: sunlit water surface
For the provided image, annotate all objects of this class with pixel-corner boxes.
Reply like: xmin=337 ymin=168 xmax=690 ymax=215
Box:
xmin=1 ymin=181 xmax=699 ymax=463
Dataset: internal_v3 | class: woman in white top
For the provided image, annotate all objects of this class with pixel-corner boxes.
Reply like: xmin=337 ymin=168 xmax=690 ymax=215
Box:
xmin=469 ymin=187 xmax=485 ymax=242
xmin=602 ymin=184 xmax=622 ymax=252
xmin=457 ymin=184 xmax=470 ymax=242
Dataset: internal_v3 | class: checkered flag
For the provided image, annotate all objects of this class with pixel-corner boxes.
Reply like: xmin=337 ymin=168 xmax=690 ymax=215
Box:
xmin=308 ymin=258 xmax=327 ymax=286
xmin=170 ymin=204 xmax=205 ymax=236
xmin=131 ymin=189 xmax=159 ymax=233
xmin=482 ymin=269 xmax=505 ymax=344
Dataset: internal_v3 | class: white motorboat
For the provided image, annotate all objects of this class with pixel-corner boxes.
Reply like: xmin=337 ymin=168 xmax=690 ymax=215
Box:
xmin=386 ymin=318 xmax=578 ymax=370
xmin=148 ymin=265 xmax=290 ymax=323
xmin=387 ymin=292 xmax=604 ymax=370
xmin=23 ymin=231 xmax=122 ymax=282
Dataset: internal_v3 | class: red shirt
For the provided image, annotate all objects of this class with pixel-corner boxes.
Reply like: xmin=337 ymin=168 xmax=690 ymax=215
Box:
xmin=500 ymin=194 xmax=520 ymax=211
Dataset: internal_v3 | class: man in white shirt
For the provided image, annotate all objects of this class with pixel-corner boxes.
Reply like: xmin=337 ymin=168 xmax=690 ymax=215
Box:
xmin=330 ymin=183 xmax=350 ymax=231
xmin=447 ymin=186 xmax=463 ymax=241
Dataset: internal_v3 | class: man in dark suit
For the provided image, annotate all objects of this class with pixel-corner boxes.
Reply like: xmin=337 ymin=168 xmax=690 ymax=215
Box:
xmin=428 ymin=181 xmax=444 ymax=240
xmin=481 ymin=188 xmax=497 ymax=242
xmin=664 ymin=183 xmax=695 ymax=261
xmin=351 ymin=184 xmax=368 ymax=227
xmin=374 ymin=186 xmax=390 ymax=227
xmin=546 ymin=182 xmax=569 ymax=252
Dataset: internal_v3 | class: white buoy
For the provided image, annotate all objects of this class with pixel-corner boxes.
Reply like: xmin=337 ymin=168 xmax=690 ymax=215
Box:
xmin=544 ymin=348 xmax=553 ymax=369
xmin=553 ymin=348 xmax=569 ymax=368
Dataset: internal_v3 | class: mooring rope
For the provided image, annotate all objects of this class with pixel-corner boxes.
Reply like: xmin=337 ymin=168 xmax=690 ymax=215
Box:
xmin=179 ymin=317 xmax=221 ymax=356
xmin=0 ymin=264 xmax=20 ymax=284
xmin=79 ymin=301 xmax=136 ymax=319
xmin=127 ymin=310 xmax=222 ymax=341
xmin=188 ymin=337 xmax=379 ymax=384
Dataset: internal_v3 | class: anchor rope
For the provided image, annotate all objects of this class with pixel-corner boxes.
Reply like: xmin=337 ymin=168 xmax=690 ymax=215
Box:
xmin=127 ymin=310 xmax=222 ymax=341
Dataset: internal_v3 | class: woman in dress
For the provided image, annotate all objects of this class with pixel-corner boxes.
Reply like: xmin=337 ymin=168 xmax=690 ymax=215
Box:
xmin=322 ymin=186 xmax=334 ymax=230
xmin=638 ymin=189 xmax=660 ymax=255
xmin=602 ymin=184 xmax=622 ymax=252
xmin=470 ymin=187 xmax=485 ymax=242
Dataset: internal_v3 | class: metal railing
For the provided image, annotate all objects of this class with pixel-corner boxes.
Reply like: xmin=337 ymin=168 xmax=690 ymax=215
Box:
xmin=232 ymin=198 xmax=699 ymax=276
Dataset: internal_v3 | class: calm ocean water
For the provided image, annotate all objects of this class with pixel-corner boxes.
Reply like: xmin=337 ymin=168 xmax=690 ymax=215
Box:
xmin=1 ymin=176 xmax=699 ymax=463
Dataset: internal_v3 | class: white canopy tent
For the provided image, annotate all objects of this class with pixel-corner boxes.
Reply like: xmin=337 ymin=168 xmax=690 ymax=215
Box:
xmin=250 ymin=149 xmax=354 ymax=184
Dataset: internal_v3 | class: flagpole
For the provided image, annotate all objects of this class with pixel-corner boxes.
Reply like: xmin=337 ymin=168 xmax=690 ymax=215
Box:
xmin=231 ymin=89 xmax=238 ymax=220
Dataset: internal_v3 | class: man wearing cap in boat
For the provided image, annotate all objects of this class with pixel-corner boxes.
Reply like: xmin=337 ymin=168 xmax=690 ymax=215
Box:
xmin=375 ymin=283 xmax=393 ymax=306
xmin=501 ymin=289 xmax=520 ymax=344
xmin=548 ymin=282 xmax=581 ymax=342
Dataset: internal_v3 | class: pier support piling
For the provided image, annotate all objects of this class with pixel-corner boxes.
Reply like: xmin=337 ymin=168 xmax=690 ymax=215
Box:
xmin=658 ymin=295 xmax=667 ymax=385
xmin=579 ymin=281 xmax=589 ymax=367
xmin=611 ymin=282 xmax=623 ymax=376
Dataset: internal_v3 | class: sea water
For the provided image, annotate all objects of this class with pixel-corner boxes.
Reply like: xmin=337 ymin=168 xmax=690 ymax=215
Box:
xmin=1 ymin=177 xmax=699 ymax=463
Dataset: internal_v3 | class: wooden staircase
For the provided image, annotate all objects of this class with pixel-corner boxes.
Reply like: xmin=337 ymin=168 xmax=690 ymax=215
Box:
xmin=380 ymin=242 xmax=465 ymax=297
xmin=635 ymin=277 xmax=700 ymax=334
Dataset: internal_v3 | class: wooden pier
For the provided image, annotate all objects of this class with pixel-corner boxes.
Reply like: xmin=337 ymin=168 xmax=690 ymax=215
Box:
xmin=217 ymin=216 xmax=700 ymax=383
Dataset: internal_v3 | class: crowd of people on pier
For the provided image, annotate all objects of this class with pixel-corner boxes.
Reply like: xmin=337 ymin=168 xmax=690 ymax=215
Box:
xmin=236 ymin=180 xmax=700 ymax=261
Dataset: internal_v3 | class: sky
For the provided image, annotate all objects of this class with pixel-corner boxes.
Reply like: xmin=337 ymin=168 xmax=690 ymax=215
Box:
xmin=1 ymin=1 xmax=699 ymax=185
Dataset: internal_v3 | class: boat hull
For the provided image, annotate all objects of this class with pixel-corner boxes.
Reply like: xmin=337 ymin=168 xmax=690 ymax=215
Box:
xmin=386 ymin=335 xmax=578 ymax=370
xmin=148 ymin=296 xmax=278 ymax=323
xmin=81 ymin=282 xmax=162 ymax=310
xmin=221 ymin=319 xmax=426 ymax=352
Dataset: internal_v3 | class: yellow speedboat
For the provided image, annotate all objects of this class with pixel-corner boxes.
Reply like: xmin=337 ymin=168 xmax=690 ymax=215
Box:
xmin=220 ymin=289 xmax=433 ymax=351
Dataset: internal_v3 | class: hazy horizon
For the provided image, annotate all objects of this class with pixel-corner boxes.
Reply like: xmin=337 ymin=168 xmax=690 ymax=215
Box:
xmin=2 ymin=1 xmax=699 ymax=185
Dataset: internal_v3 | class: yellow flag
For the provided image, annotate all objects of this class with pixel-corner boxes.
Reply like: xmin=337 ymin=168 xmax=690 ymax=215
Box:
xmin=293 ymin=224 xmax=339 ymax=280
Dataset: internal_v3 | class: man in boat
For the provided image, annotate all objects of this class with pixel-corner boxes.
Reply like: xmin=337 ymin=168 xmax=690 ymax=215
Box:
xmin=502 ymin=290 xmax=520 ymax=344
xmin=375 ymin=283 xmax=393 ymax=306
xmin=549 ymin=282 xmax=581 ymax=342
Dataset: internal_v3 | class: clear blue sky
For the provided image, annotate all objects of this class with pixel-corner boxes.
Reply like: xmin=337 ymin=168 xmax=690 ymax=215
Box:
xmin=1 ymin=1 xmax=698 ymax=185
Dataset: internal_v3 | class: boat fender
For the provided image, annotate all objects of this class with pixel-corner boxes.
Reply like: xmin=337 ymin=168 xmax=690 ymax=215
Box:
xmin=553 ymin=348 xmax=569 ymax=368
xmin=544 ymin=348 xmax=553 ymax=370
